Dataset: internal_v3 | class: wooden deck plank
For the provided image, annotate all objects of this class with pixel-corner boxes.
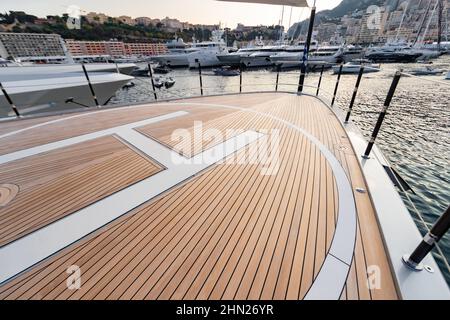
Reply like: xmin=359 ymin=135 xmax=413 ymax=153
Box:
xmin=0 ymin=136 xmax=161 ymax=247
xmin=0 ymin=93 xmax=399 ymax=300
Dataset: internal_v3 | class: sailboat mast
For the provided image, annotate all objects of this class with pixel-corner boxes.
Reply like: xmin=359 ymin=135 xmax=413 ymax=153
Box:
xmin=414 ymin=0 xmax=433 ymax=45
xmin=279 ymin=5 xmax=285 ymax=42
xmin=437 ymin=0 xmax=443 ymax=49
xmin=288 ymin=6 xmax=293 ymax=43
xmin=420 ymin=0 xmax=439 ymax=45
xmin=396 ymin=1 xmax=410 ymax=42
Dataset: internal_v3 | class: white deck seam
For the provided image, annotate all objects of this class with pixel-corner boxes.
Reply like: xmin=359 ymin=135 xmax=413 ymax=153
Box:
xmin=0 ymin=127 xmax=264 ymax=284
xmin=0 ymin=100 xmax=357 ymax=299
xmin=0 ymin=111 xmax=188 ymax=165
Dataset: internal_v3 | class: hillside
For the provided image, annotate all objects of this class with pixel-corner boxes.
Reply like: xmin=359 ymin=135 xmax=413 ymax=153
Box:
xmin=288 ymin=0 xmax=384 ymax=39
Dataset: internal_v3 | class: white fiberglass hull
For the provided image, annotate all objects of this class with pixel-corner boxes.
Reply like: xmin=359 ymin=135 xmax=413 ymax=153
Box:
xmin=332 ymin=64 xmax=380 ymax=74
xmin=151 ymin=54 xmax=190 ymax=67
xmin=270 ymin=52 xmax=303 ymax=64
xmin=241 ymin=56 xmax=273 ymax=68
xmin=0 ymin=63 xmax=136 ymax=81
xmin=0 ymin=73 xmax=133 ymax=117
xmin=188 ymin=52 xmax=224 ymax=68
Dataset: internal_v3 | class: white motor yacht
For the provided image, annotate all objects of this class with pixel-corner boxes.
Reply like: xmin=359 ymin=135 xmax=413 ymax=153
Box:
xmin=151 ymin=38 xmax=199 ymax=67
xmin=187 ymin=30 xmax=229 ymax=68
xmin=342 ymin=45 xmax=365 ymax=62
xmin=332 ymin=59 xmax=381 ymax=74
xmin=217 ymin=47 xmax=264 ymax=65
xmin=273 ymin=45 xmax=344 ymax=69
xmin=0 ymin=63 xmax=137 ymax=79
xmin=410 ymin=66 xmax=445 ymax=76
xmin=0 ymin=72 xmax=133 ymax=117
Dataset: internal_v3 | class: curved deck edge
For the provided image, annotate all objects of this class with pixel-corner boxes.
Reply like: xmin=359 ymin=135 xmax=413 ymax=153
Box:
xmin=309 ymin=93 xmax=450 ymax=300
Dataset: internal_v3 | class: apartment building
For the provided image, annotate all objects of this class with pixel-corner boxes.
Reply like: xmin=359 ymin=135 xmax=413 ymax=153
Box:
xmin=0 ymin=32 xmax=65 ymax=59
xmin=66 ymin=39 xmax=167 ymax=57
xmin=65 ymin=40 xmax=124 ymax=56
xmin=118 ymin=16 xmax=136 ymax=26
xmin=85 ymin=12 xmax=109 ymax=24
xmin=124 ymin=43 xmax=168 ymax=56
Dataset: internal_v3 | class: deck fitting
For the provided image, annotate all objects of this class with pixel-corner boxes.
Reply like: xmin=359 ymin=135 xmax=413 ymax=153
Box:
xmin=0 ymin=184 xmax=19 ymax=207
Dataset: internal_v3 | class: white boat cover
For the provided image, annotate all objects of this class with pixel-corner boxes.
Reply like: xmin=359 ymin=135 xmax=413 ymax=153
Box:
xmin=217 ymin=0 xmax=309 ymax=7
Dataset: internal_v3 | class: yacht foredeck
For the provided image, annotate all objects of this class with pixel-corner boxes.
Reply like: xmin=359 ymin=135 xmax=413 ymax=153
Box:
xmin=0 ymin=92 xmax=398 ymax=300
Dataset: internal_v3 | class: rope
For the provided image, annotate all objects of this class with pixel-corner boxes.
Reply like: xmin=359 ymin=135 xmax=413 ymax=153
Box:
xmin=386 ymin=160 xmax=450 ymax=273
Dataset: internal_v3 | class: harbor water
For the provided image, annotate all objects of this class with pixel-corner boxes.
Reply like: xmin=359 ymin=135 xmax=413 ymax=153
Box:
xmin=110 ymin=55 xmax=450 ymax=284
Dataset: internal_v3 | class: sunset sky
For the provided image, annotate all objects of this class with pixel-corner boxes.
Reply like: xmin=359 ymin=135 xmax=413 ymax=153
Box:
xmin=0 ymin=0 xmax=342 ymax=29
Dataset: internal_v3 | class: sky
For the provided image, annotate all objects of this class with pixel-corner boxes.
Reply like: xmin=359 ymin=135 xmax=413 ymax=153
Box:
xmin=0 ymin=0 xmax=342 ymax=29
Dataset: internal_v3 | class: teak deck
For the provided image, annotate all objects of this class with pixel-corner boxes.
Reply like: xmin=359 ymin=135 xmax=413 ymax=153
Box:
xmin=0 ymin=93 xmax=398 ymax=300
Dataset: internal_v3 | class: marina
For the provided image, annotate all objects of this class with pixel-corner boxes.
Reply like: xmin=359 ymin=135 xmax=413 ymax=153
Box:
xmin=0 ymin=0 xmax=449 ymax=302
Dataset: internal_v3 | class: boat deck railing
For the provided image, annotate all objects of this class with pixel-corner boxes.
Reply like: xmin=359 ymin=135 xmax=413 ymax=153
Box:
xmin=1 ymin=61 xmax=449 ymax=280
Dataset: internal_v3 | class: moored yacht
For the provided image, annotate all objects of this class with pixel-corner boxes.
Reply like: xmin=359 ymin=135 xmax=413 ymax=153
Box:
xmin=217 ymin=47 xmax=264 ymax=65
xmin=342 ymin=45 xmax=365 ymax=62
xmin=332 ymin=59 xmax=380 ymax=74
xmin=365 ymin=42 xmax=422 ymax=63
xmin=0 ymin=71 xmax=133 ymax=117
xmin=274 ymin=44 xmax=344 ymax=69
xmin=151 ymin=38 xmax=196 ymax=67
xmin=0 ymin=62 xmax=137 ymax=78
xmin=0 ymin=58 xmax=136 ymax=117
xmin=240 ymin=46 xmax=288 ymax=68
xmin=187 ymin=30 xmax=230 ymax=68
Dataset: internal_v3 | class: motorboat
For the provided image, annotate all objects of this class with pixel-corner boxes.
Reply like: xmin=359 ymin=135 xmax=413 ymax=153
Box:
xmin=131 ymin=66 xmax=150 ymax=77
xmin=164 ymin=77 xmax=176 ymax=89
xmin=445 ymin=71 xmax=450 ymax=80
xmin=332 ymin=60 xmax=381 ymax=74
xmin=152 ymin=76 xmax=175 ymax=89
xmin=213 ymin=66 xmax=241 ymax=76
xmin=410 ymin=66 xmax=445 ymax=76
xmin=153 ymin=65 xmax=171 ymax=74
xmin=153 ymin=77 xmax=164 ymax=89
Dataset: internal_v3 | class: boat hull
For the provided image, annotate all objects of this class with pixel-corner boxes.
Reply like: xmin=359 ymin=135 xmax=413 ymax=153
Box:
xmin=216 ymin=54 xmax=242 ymax=65
xmin=0 ymin=74 xmax=133 ymax=117
xmin=0 ymin=63 xmax=137 ymax=82
xmin=241 ymin=56 xmax=273 ymax=68
xmin=365 ymin=52 xmax=421 ymax=63
xmin=150 ymin=55 xmax=189 ymax=68
xmin=188 ymin=53 xmax=224 ymax=69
